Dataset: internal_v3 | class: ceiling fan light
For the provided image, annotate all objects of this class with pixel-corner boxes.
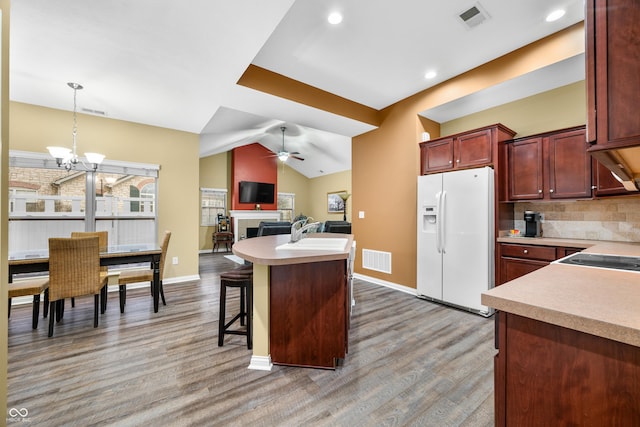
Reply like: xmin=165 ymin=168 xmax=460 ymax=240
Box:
xmin=278 ymin=152 xmax=289 ymax=162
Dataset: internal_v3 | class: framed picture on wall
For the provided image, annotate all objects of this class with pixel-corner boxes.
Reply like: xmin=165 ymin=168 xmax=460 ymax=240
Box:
xmin=327 ymin=191 xmax=345 ymax=213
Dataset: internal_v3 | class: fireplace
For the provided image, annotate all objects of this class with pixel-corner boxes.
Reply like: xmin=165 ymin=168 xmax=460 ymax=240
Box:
xmin=230 ymin=210 xmax=281 ymax=242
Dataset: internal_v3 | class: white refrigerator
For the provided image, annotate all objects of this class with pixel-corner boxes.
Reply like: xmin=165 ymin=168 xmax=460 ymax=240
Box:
xmin=416 ymin=166 xmax=494 ymax=316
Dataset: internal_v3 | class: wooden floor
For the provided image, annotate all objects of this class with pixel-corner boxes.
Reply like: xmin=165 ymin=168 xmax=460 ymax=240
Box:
xmin=7 ymin=253 xmax=496 ymax=426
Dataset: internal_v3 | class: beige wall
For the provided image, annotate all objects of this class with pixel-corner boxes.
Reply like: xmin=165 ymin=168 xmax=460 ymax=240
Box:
xmin=277 ymin=163 xmax=312 ymax=218
xmin=308 ymin=170 xmax=352 ymax=223
xmin=442 ymin=81 xmax=586 ymax=138
xmin=9 ymin=102 xmax=201 ymax=281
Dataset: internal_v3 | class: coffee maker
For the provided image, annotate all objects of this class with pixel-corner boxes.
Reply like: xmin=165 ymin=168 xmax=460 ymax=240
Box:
xmin=524 ymin=211 xmax=541 ymax=237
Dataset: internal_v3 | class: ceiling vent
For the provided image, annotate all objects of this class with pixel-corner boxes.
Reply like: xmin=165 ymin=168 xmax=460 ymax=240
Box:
xmin=459 ymin=2 xmax=491 ymax=29
xmin=82 ymin=107 xmax=107 ymax=116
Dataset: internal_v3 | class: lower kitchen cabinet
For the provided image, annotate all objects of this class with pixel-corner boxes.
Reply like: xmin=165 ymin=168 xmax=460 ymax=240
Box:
xmin=494 ymin=311 xmax=640 ymax=426
xmin=498 ymin=243 xmax=582 ymax=285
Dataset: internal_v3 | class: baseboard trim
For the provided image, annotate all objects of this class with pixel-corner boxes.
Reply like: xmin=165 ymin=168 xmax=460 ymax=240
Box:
xmin=248 ymin=355 xmax=273 ymax=371
xmin=353 ymin=273 xmax=417 ymax=296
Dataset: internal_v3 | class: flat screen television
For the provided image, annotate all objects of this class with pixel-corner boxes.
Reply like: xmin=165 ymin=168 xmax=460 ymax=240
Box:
xmin=239 ymin=181 xmax=275 ymax=204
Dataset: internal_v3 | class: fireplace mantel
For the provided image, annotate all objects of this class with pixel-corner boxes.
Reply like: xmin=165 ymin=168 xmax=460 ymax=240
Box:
xmin=230 ymin=210 xmax=281 ymax=242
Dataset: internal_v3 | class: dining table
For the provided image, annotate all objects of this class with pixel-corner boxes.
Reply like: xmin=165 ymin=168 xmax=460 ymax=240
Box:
xmin=8 ymin=243 xmax=163 ymax=312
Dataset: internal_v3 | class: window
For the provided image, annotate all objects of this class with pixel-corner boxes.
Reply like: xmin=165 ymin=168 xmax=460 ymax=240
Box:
xmin=201 ymin=188 xmax=227 ymax=226
xmin=277 ymin=192 xmax=295 ymax=222
xmin=9 ymin=150 xmax=159 ymax=252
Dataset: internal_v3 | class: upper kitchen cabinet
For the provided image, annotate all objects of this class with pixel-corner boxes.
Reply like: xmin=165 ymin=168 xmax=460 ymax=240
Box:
xmin=586 ymin=0 xmax=640 ymax=191
xmin=592 ymin=159 xmax=628 ymax=196
xmin=420 ymin=124 xmax=515 ymax=174
xmin=508 ymin=126 xmax=592 ymax=201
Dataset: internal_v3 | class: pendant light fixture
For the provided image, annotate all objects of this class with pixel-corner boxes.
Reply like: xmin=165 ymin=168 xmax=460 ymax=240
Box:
xmin=47 ymin=82 xmax=105 ymax=171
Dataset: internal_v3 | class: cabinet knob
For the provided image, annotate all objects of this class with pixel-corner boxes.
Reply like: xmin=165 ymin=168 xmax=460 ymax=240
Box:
xmin=456 ymin=159 xmax=460 ymax=163
xmin=523 ymin=249 xmax=528 ymax=254
xmin=538 ymin=189 xmax=543 ymax=193
xmin=550 ymin=189 xmax=554 ymax=193
xmin=449 ymin=160 xmax=452 ymax=164
xmin=591 ymin=185 xmax=597 ymax=190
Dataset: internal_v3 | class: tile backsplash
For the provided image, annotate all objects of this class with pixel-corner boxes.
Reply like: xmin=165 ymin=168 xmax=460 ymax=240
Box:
xmin=513 ymin=197 xmax=640 ymax=242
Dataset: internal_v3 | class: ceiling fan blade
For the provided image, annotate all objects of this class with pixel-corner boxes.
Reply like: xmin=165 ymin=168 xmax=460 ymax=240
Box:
xmin=290 ymin=155 xmax=305 ymax=161
xmin=289 ymin=151 xmax=301 ymax=155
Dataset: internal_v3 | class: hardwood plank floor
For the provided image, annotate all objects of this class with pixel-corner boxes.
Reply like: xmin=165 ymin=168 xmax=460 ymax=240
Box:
xmin=7 ymin=253 xmax=495 ymax=426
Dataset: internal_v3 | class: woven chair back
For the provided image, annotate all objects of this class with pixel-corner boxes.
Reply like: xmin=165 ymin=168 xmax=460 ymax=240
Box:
xmin=159 ymin=231 xmax=172 ymax=278
xmin=48 ymin=236 xmax=101 ymax=301
xmin=71 ymin=231 xmax=108 ymax=272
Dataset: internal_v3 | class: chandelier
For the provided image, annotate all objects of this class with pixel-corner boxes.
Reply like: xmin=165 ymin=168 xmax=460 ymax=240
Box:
xmin=47 ymin=82 xmax=105 ymax=171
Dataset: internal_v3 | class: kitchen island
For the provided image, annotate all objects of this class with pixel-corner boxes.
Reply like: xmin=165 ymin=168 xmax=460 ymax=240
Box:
xmin=482 ymin=240 xmax=640 ymax=425
xmin=232 ymin=233 xmax=354 ymax=370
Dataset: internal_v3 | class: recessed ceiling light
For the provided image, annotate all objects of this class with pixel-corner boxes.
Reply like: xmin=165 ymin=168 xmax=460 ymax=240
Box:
xmin=424 ymin=70 xmax=437 ymax=79
xmin=328 ymin=12 xmax=343 ymax=25
xmin=545 ymin=9 xmax=566 ymax=22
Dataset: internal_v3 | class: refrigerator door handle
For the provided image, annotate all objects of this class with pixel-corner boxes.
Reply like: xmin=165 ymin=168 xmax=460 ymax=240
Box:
xmin=435 ymin=190 xmax=442 ymax=253
xmin=441 ymin=190 xmax=447 ymax=253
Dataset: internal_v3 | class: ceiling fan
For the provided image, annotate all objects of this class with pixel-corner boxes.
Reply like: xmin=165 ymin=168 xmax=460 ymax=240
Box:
xmin=276 ymin=126 xmax=304 ymax=162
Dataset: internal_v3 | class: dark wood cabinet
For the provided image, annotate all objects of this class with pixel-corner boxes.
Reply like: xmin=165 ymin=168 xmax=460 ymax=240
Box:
xmin=420 ymin=124 xmax=515 ymax=174
xmin=498 ymin=243 xmax=585 ymax=285
xmin=508 ymin=127 xmax=592 ymax=201
xmin=420 ymin=137 xmax=453 ymax=172
xmin=586 ymin=0 xmax=640 ymax=149
xmin=592 ymin=159 xmax=629 ymax=196
xmin=586 ymin=0 xmax=640 ymax=189
xmin=494 ymin=312 xmax=640 ymax=426
xmin=270 ymin=259 xmax=348 ymax=369
xmin=499 ymin=243 xmax=556 ymax=285
xmin=507 ymin=137 xmax=543 ymax=200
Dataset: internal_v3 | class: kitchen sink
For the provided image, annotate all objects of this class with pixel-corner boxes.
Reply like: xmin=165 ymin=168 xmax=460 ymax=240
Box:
xmin=275 ymin=237 xmax=348 ymax=251
xmin=554 ymin=252 xmax=640 ymax=273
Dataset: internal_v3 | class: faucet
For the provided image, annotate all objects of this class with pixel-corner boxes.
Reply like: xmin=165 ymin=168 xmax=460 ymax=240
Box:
xmin=290 ymin=219 xmax=321 ymax=242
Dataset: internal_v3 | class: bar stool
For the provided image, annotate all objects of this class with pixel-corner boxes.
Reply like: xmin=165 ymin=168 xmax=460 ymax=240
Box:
xmin=218 ymin=266 xmax=253 ymax=349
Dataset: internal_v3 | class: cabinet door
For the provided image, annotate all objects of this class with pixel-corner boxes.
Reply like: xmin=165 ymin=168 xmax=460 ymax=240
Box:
xmin=508 ymin=137 xmax=543 ymax=200
xmin=500 ymin=258 xmax=548 ymax=285
xmin=588 ymin=0 xmax=640 ymax=147
xmin=592 ymin=159 xmax=628 ymax=196
xmin=455 ymin=129 xmax=492 ymax=169
xmin=547 ymin=129 xmax=592 ymax=199
xmin=421 ymin=138 xmax=453 ymax=173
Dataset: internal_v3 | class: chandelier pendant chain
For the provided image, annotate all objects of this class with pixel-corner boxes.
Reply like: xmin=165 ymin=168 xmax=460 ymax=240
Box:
xmin=70 ymin=82 xmax=81 ymax=165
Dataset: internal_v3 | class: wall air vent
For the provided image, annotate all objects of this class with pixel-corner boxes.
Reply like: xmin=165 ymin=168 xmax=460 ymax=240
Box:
xmin=362 ymin=249 xmax=392 ymax=274
xmin=459 ymin=2 xmax=490 ymax=29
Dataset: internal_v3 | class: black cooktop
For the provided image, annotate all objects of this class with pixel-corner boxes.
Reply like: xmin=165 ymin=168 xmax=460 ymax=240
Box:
xmin=556 ymin=253 xmax=640 ymax=272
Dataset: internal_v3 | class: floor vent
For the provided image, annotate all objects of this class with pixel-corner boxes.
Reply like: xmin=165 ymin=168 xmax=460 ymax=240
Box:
xmin=362 ymin=249 xmax=392 ymax=274
xmin=458 ymin=2 xmax=490 ymax=29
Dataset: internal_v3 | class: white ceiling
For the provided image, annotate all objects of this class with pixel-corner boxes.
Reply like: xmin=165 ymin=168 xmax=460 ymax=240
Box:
xmin=10 ymin=0 xmax=585 ymax=178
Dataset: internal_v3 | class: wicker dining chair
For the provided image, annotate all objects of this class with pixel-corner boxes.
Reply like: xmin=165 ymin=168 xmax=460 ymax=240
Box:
xmin=117 ymin=231 xmax=171 ymax=313
xmin=8 ymin=278 xmax=49 ymax=329
xmin=71 ymin=231 xmax=109 ymax=312
xmin=47 ymin=236 xmax=108 ymax=337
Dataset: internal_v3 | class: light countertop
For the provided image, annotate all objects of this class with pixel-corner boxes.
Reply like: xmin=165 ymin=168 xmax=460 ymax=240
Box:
xmin=483 ymin=240 xmax=640 ymax=347
xmin=232 ymin=233 xmax=353 ymax=266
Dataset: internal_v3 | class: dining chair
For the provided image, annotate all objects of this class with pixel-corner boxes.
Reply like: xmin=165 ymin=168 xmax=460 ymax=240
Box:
xmin=8 ymin=278 xmax=49 ymax=329
xmin=71 ymin=231 xmax=109 ymax=312
xmin=47 ymin=236 xmax=108 ymax=337
xmin=117 ymin=230 xmax=171 ymax=313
